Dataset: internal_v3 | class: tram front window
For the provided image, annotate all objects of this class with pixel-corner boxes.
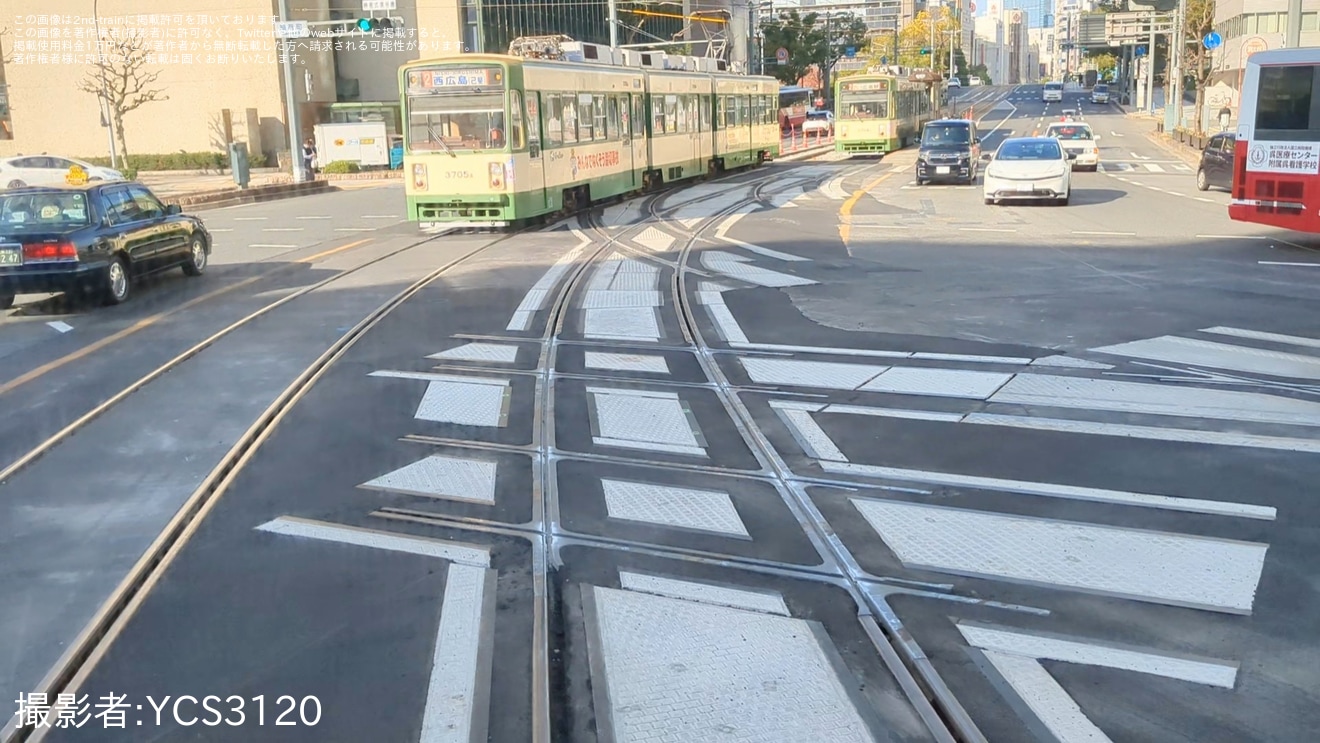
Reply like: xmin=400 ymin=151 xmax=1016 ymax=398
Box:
xmin=407 ymin=92 xmax=507 ymax=151
xmin=842 ymin=98 xmax=887 ymax=119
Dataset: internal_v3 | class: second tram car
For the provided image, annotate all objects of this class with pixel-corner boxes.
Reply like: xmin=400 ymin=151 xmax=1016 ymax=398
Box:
xmin=401 ymin=52 xmax=780 ymax=226
xmin=834 ymin=74 xmax=937 ymax=154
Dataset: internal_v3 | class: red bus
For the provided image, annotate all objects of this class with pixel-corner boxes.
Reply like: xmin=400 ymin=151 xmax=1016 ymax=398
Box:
xmin=1230 ymin=47 xmax=1320 ymax=232
xmin=779 ymin=85 xmax=812 ymax=133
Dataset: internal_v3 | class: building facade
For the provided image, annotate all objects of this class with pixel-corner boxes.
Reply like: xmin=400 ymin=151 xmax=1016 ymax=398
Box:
xmin=1211 ymin=0 xmax=1320 ymax=123
xmin=0 ymin=0 xmax=748 ymax=164
xmin=974 ymin=13 xmax=1009 ymax=84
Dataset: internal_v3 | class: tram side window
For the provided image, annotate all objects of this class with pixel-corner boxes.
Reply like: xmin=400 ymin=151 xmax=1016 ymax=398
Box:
xmin=607 ymin=95 xmax=620 ymax=139
xmin=562 ymin=93 xmax=579 ymax=144
xmin=632 ymin=94 xmax=646 ymax=137
xmin=525 ymin=93 xmax=541 ymax=148
xmin=653 ymin=96 xmax=666 ymax=134
xmin=546 ymin=94 xmax=563 ymax=146
xmin=665 ymin=95 xmax=679 ymax=133
xmin=592 ymin=95 xmax=607 ymax=141
xmin=509 ymin=90 xmax=526 ymax=150
xmin=700 ymin=96 xmax=711 ymax=132
xmin=717 ymin=96 xmax=727 ymax=128
xmin=1255 ymin=65 xmax=1320 ymax=140
xmin=577 ymin=93 xmax=594 ymax=141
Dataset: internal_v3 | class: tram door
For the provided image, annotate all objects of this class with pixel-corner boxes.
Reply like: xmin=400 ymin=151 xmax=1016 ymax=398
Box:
xmin=626 ymin=93 xmax=645 ymax=188
xmin=520 ymin=91 xmax=548 ymax=209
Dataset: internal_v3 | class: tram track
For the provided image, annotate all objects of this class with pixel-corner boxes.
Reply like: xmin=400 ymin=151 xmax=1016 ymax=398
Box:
xmin=3 ymin=148 xmax=871 ymax=742
xmin=0 ymin=225 xmax=546 ymax=743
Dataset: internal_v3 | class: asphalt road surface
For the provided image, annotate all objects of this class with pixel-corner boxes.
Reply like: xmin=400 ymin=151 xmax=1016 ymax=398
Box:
xmin=3 ymin=85 xmax=1319 ymax=743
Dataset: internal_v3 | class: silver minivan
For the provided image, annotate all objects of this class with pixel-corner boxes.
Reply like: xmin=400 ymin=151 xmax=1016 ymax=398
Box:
xmin=1091 ymin=83 xmax=1110 ymax=104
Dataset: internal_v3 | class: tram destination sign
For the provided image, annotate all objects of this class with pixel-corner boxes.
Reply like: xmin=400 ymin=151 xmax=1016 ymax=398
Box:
xmin=407 ymin=68 xmax=501 ymax=92
xmin=842 ymin=80 xmax=890 ymax=92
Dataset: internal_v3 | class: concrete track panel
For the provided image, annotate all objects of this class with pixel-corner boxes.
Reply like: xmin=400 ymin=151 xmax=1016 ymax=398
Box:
xmin=553 ymin=545 xmax=939 ymax=743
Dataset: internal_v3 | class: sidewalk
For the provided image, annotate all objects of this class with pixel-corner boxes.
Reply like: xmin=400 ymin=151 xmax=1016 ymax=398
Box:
xmin=138 ymin=169 xmax=402 ymax=198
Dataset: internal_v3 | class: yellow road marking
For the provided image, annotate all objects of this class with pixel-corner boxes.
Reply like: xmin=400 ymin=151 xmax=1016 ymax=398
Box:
xmin=0 ymin=238 xmax=373 ymax=397
xmin=839 ymin=172 xmax=895 ymax=246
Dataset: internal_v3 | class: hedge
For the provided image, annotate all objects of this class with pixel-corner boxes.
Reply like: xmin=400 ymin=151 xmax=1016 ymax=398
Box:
xmin=79 ymin=151 xmax=269 ymax=171
xmin=321 ymin=160 xmax=360 ymax=174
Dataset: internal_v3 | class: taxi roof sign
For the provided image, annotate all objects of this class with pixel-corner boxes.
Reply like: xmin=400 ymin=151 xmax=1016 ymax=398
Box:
xmin=65 ymin=164 xmax=88 ymax=186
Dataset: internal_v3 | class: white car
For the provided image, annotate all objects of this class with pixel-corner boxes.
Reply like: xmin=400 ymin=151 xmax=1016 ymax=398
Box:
xmin=982 ymin=137 xmax=1074 ymax=206
xmin=803 ymin=110 xmax=834 ymax=134
xmin=947 ymin=78 xmax=961 ymax=88
xmin=0 ymin=155 xmax=124 ymax=189
xmin=1044 ymin=121 xmax=1100 ymax=171
xmin=1091 ymin=84 xmax=1110 ymax=104
xmin=1043 ymin=82 xmax=1063 ymax=102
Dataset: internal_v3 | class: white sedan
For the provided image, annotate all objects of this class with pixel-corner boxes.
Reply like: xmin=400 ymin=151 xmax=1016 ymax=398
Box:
xmin=982 ymin=137 xmax=1075 ymax=206
xmin=0 ymin=155 xmax=125 ymax=189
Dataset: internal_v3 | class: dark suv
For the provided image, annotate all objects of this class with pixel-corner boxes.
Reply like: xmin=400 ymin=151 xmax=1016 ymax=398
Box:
xmin=916 ymin=119 xmax=981 ymax=185
xmin=1197 ymin=132 xmax=1236 ymax=191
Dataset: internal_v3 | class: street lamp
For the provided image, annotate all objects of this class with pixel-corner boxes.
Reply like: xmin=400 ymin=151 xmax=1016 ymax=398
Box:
xmin=92 ymin=0 xmax=120 ymax=169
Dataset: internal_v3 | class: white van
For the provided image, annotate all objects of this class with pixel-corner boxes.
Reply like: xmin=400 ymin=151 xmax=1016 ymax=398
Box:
xmin=1043 ymin=82 xmax=1063 ymax=102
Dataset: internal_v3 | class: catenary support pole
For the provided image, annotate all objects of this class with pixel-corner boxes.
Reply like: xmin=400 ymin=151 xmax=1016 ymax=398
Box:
xmin=278 ymin=0 xmax=306 ymax=183
xmin=92 ymin=0 xmax=119 ymax=169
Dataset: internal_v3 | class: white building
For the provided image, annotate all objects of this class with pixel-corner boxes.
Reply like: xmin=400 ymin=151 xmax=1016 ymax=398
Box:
xmin=1210 ymin=0 xmax=1320 ymax=124
xmin=975 ymin=13 xmax=1010 ymax=84
xmin=761 ymin=0 xmax=905 ymax=34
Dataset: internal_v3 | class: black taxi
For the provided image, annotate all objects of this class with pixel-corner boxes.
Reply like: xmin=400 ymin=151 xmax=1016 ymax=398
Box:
xmin=0 ymin=172 xmax=211 ymax=308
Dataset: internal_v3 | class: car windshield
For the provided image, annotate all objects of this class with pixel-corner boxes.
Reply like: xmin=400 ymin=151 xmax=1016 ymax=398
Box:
xmin=996 ymin=141 xmax=1062 ymax=160
xmin=1094 ymin=85 xmax=1108 ymax=92
xmin=0 ymin=191 xmax=93 ymax=230
xmin=1046 ymin=84 xmax=1063 ymax=90
xmin=922 ymin=125 xmax=971 ymax=145
xmin=1049 ymin=125 xmax=1094 ymax=140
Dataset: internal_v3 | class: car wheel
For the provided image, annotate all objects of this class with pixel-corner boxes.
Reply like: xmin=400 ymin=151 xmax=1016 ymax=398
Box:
xmin=1058 ymin=192 xmax=1070 ymax=206
xmin=984 ymin=197 xmax=994 ymax=205
xmin=102 ymin=256 xmax=131 ymax=305
xmin=6 ymin=179 xmax=24 ymax=189
xmin=182 ymin=234 xmax=208 ymax=276
xmin=0 ymin=293 xmax=14 ymax=310
xmin=1196 ymin=168 xmax=1210 ymax=191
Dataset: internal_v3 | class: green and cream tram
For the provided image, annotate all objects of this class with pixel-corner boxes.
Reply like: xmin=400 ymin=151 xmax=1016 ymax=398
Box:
xmin=834 ymin=74 xmax=937 ymax=154
xmin=400 ymin=53 xmax=780 ymax=226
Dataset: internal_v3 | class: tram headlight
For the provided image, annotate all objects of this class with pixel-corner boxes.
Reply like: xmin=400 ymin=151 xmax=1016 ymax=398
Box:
xmin=412 ymin=163 xmax=428 ymax=190
xmin=489 ymin=162 xmax=506 ymax=190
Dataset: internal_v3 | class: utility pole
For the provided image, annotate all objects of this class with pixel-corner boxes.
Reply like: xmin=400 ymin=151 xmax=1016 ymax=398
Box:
xmin=1145 ymin=14 xmax=1156 ymax=112
xmin=1169 ymin=0 xmax=1187 ymax=131
xmin=609 ymin=0 xmax=619 ymax=47
xmin=277 ymin=0 xmax=307 ymax=183
xmin=92 ymin=0 xmax=119 ymax=169
xmin=1287 ymin=0 xmax=1302 ymax=47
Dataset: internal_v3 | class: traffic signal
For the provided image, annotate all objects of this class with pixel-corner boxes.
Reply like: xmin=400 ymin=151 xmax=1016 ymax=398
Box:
xmin=919 ymin=47 xmax=931 ymax=55
xmin=355 ymin=16 xmax=399 ymax=33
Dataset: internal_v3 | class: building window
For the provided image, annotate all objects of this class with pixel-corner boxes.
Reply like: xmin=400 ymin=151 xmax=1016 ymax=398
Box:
xmin=1303 ymin=12 xmax=1318 ymax=31
xmin=461 ymin=0 xmax=480 ymax=52
xmin=1255 ymin=65 xmax=1320 ymax=140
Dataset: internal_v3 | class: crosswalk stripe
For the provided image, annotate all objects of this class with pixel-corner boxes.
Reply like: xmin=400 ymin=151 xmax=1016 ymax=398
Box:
xmin=1144 ymin=163 xmax=1166 ymax=172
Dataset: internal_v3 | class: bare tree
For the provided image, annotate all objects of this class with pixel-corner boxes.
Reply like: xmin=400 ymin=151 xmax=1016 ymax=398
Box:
xmin=77 ymin=32 xmax=169 ymax=166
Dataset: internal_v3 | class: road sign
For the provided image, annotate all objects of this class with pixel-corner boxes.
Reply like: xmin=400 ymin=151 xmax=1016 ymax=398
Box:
xmin=776 ymin=47 xmax=788 ymax=65
xmin=273 ymin=20 xmax=310 ymax=38
xmin=880 ymin=55 xmax=888 ymax=65
xmin=363 ymin=0 xmax=397 ymax=9
xmin=1203 ymin=31 xmax=1222 ymax=50
xmin=1135 ymin=45 xmax=1147 ymax=57
xmin=845 ymin=46 xmax=856 ymax=58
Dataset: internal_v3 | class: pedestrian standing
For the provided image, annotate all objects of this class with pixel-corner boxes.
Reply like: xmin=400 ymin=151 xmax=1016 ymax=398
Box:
xmin=301 ymin=138 xmax=317 ymax=180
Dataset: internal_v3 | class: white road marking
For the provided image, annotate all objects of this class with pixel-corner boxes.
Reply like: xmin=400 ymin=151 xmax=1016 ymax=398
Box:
xmin=961 ymin=623 xmax=1239 ymax=689
xmin=961 ymin=624 xmax=1235 ymax=743
xmin=255 ymin=516 xmax=490 ymax=566
xmin=360 ymin=455 xmax=498 ymax=504
xmin=588 ymin=387 xmax=706 ymax=456
xmin=362 ymin=214 xmax=401 ymax=218
xmin=702 ymin=250 xmax=816 ymax=287
xmin=584 ymin=351 xmax=670 ymax=373
xmin=852 ymin=498 xmax=1268 ymax=612
xmin=422 ymin=562 xmax=492 ymax=743
xmin=262 ymin=227 xmax=303 ymax=232
xmin=335 ymin=227 xmax=375 ymax=232
xmin=296 ymin=215 xmax=331 ymax=219
xmin=506 ymin=236 xmax=591 ymax=331
xmin=208 ymin=228 xmax=233 ymax=232
xmin=429 ymin=342 xmax=520 ymax=364
xmin=603 ymin=480 xmax=749 ymax=537
xmin=233 ymin=216 xmax=267 ymax=221
xmin=959 ymin=227 xmax=1017 ymax=233
xmin=1110 ymin=131 xmax=1125 ymax=137
xmin=1143 ymin=163 xmax=1167 ymax=172
xmin=619 ymin=571 xmax=788 ymax=615
xmin=248 ymin=243 xmax=297 ymax=248
xmin=634 ymin=225 xmax=674 ymax=252
xmin=1201 ymin=326 xmax=1320 ymax=350
xmin=732 ymin=341 xmax=1032 ymax=365
xmin=46 ymin=321 xmax=74 ymax=333
xmin=1131 ymin=152 xmax=1150 ymax=160
xmin=1195 ymin=197 xmax=1217 ymax=203
xmin=698 ymin=288 xmax=750 ymax=344
xmin=1090 ymin=334 xmax=1320 ymax=380
xmin=1072 ymin=230 xmax=1135 ymax=236
xmin=1259 ymin=261 xmax=1320 ymax=267
xmin=1196 ymin=234 xmax=1264 ymax=239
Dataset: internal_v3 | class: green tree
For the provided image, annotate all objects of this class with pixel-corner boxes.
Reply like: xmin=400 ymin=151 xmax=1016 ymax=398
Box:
xmin=1087 ymin=50 xmax=1118 ymax=77
xmin=760 ymin=10 xmax=868 ymax=88
xmin=888 ymin=8 xmax=960 ymax=71
xmin=1180 ymin=0 xmax=1216 ymax=131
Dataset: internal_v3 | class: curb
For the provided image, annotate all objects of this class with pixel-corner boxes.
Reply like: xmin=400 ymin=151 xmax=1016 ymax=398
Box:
xmin=1145 ymin=131 xmax=1203 ymax=168
xmin=777 ymin=143 xmax=837 ymax=162
xmin=166 ymin=180 xmax=334 ymax=211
